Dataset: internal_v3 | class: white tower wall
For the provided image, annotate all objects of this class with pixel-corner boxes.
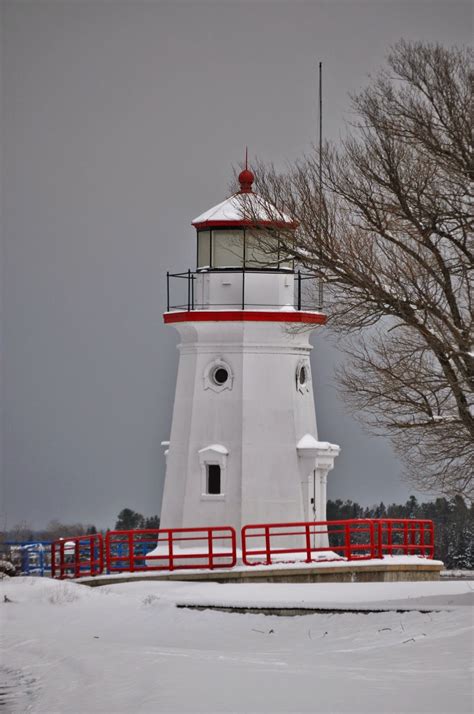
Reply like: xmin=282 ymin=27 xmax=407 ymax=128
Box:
xmin=194 ymin=271 xmax=295 ymax=310
xmin=160 ymin=318 xmax=337 ymax=545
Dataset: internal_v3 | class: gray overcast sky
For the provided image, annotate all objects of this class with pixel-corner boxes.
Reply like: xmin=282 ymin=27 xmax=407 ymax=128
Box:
xmin=1 ymin=0 xmax=471 ymax=530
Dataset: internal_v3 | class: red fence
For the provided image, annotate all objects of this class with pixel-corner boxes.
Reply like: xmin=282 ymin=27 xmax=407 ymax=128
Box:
xmin=242 ymin=519 xmax=376 ymax=565
xmin=242 ymin=518 xmax=434 ymax=566
xmin=51 ymin=534 xmax=103 ymax=579
xmin=375 ymin=519 xmax=434 ymax=558
xmin=106 ymin=526 xmax=237 ymax=573
xmin=51 ymin=518 xmax=434 ymax=579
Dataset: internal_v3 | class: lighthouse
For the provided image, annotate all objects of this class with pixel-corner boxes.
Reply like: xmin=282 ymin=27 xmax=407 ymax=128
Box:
xmin=160 ymin=164 xmax=339 ymax=548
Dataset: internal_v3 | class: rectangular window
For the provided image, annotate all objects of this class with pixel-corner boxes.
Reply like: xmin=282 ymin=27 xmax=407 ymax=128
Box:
xmin=278 ymin=241 xmax=293 ymax=270
xmin=245 ymin=230 xmax=279 ymax=268
xmin=207 ymin=464 xmax=221 ymax=494
xmin=212 ymin=230 xmax=244 ymax=268
xmin=197 ymin=231 xmax=211 ymax=268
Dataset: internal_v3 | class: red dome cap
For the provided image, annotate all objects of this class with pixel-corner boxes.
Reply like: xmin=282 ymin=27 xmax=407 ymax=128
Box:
xmin=238 ymin=168 xmax=254 ymax=193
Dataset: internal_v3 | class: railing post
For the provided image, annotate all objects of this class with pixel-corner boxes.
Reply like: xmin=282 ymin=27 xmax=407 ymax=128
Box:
xmin=187 ymin=269 xmax=191 ymax=311
xmin=403 ymin=521 xmax=409 ymax=555
xmin=208 ymin=530 xmax=214 ymax=570
xmin=265 ymin=525 xmax=271 ymax=565
xmin=305 ymin=523 xmax=312 ymax=563
xmin=297 ymin=270 xmax=301 ymax=310
xmin=241 ymin=269 xmax=245 ymax=310
xmin=191 ymin=274 xmax=195 ymax=310
xmin=388 ymin=521 xmax=393 ymax=556
xmin=166 ymin=271 xmax=170 ymax=312
xmin=345 ymin=523 xmax=351 ymax=560
xmin=168 ymin=531 xmax=174 ymax=571
xmin=128 ymin=532 xmax=135 ymax=572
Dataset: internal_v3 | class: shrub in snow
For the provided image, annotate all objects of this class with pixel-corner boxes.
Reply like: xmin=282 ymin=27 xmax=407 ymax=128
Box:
xmin=0 ymin=559 xmax=16 ymax=577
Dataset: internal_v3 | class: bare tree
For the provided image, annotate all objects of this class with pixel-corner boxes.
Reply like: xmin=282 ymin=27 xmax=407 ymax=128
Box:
xmin=251 ymin=41 xmax=473 ymax=498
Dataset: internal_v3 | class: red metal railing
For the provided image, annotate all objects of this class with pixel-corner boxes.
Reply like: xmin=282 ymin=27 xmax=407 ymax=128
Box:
xmin=374 ymin=519 xmax=434 ymax=558
xmin=51 ymin=534 xmax=103 ymax=579
xmin=241 ymin=518 xmax=434 ymax=566
xmin=51 ymin=518 xmax=435 ymax=579
xmin=241 ymin=519 xmax=377 ymax=566
xmin=105 ymin=526 xmax=237 ymax=573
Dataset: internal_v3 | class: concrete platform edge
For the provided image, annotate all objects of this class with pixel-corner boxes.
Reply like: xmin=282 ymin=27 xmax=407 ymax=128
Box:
xmin=78 ymin=562 xmax=443 ymax=587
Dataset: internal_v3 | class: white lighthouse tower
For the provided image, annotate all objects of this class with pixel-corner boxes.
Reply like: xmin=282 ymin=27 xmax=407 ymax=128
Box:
xmin=160 ymin=164 xmax=339 ymax=548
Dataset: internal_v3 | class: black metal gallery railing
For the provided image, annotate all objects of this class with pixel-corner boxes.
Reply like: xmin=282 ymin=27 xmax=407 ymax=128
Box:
xmin=166 ymin=269 xmax=323 ymax=312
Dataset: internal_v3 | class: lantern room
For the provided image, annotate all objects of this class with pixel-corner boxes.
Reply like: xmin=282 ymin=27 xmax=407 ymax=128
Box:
xmin=166 ymin=165 xmax=320 ymax=313
xmin=193 ymin=167 xmax=293 ymax=272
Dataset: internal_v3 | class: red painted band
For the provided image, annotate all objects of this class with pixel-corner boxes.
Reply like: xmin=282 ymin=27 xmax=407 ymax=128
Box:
xmin=164 ymin=310 xmax=327 ymax=325
xmin=192 ymin=219 xmax=297 ymax=230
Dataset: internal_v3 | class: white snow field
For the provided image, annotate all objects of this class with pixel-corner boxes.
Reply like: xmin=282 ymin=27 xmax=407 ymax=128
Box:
xmin=1 ymin=577 xmax=473 ymax=714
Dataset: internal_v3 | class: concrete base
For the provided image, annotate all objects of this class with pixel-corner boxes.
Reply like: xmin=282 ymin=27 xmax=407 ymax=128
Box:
xmin=79 ymin=560 xmax=443 ymax=587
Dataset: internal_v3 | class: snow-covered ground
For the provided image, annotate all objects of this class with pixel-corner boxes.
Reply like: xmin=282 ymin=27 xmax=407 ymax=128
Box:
xmin=1 ymin=577 xmax=473 ymax=713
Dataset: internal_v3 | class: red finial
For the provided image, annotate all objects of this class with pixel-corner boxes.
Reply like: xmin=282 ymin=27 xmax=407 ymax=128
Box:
xmin=238 ymin=147 xmax=254 ymax=193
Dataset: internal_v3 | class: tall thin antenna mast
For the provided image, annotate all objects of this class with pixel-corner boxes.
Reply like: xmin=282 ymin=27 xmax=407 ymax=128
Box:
xmin=318 ymin=61 xmax=324 ymax=308
xmin=319 ymin=61 xmax=322 ymax=201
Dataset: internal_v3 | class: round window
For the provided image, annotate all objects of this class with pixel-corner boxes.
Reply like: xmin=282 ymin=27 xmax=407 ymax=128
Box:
xmin=213 ymin=367 xmax=229 ymax=385
xmin=204 ymin=359 xmax=233 ymax=392
xmin=296 ymin=361 xmax=310 ymax=392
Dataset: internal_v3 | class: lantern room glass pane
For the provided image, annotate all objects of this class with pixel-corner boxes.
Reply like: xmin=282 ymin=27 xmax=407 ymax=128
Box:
xmin=197 ymin=231 xmax=211 ymax=268
xmin=212 ymin=230 xmax=244 ymax=268
xmin=278 ymin=244 xmax=293 ymax=270
xmin=245 ymin=230 xmax=279 ymax=269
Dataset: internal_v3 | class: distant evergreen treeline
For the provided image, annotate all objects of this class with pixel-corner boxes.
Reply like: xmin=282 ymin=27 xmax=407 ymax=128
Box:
xmin=327 ymin=495 xmax=474 ymax=569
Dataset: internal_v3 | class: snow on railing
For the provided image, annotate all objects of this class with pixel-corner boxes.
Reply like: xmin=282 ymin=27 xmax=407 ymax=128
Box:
xmin=50 ymin=519 xmax=435 ymax=579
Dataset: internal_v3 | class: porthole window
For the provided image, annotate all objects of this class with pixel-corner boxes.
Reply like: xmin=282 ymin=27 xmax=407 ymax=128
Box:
xmin=296 ymin=360 xmax=311 ymax=393
xmin=212 ymin=367 xmax=229 ymax=386
xmin=204 ymin=359 xmax=233 ymax=393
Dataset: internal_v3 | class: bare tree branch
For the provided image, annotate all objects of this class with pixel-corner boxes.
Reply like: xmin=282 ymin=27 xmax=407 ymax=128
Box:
xmin=251 ymin=41 xmax=473 ymax=499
